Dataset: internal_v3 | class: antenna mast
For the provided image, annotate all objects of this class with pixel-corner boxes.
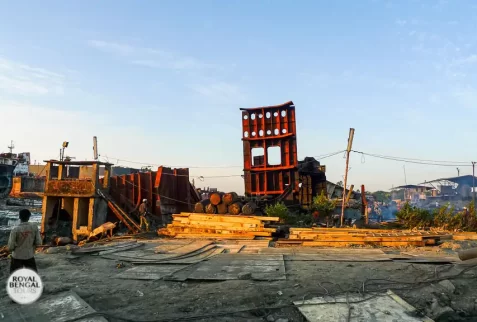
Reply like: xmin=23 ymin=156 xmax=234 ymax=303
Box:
xmin=7 ymin=140 xmax=14 ymax=154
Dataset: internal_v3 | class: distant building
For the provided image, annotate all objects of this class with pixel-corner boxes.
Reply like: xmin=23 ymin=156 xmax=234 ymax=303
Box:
xmin=390 ymin=185 xmax=433 ymax=203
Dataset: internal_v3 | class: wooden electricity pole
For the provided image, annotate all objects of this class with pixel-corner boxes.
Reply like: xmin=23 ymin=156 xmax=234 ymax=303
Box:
xmin=361 ymin=184 xmax=368 ymax=225
xmin=340 ymin=128 xmax=355 ymax=227
xmin=473 ymin=161 xmax=476 ymax=208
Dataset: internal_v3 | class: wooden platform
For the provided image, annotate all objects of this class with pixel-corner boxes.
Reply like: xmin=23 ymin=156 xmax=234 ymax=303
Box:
xmin=157 ymin=213 xmax=279 ymax=239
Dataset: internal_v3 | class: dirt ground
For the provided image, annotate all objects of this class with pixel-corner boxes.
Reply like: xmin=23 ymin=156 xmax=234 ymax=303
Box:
xmin=1 ymin=240 xmax=477 ymax=322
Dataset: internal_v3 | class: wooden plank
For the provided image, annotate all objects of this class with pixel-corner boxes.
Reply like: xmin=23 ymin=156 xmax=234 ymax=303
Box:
xmin=164 ymin=228 xmax=272 ymax=236
xmin=290 ymin=228 xmax=408 ymax=233
xmin=178 ymin=221 xmax=261 ymax=228
xmin=299 ymin=241 xmax=427 ymax=247
xmin=173 ymin=213 xmax=280 ymax=222
xmin=276 ymin=240 xmax=427 ymax=247
xmin=166 ymin=224 xmax=273 ymax=233
xmin=174 ymin=215 xmax=262 ymax=225
xmin=290 ymin=230 xmax=448 ymax=237
xmin=453 ymin=235 xmax=477 ymax=241
xmin=290 ymin=235 xmax=425 ymax=242
xmin=174 ymin=234 xmax=257 ymax=240
xmin=260 ymin=248 xmax=387 ymax=254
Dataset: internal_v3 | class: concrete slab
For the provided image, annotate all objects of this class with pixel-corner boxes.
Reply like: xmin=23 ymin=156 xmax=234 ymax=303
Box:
xmin=185 ymin=254 xmax=286 ymax=281
xmin=114 ymin=265 xmax=189 ymax=280
xmin=294 ymin=290 xmax=433 ymax=322
xmin=2 ymin=290 xmax=107 ymax=322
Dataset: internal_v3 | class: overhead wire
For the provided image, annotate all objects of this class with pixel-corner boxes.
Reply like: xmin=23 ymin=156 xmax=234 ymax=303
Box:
xmin=352 ymin=150 xmax=473 ymax=167
xmin=102 ymin=150 xmax=345 ymax=170
xmin=99 ymin=150 xmax=345 ymax=181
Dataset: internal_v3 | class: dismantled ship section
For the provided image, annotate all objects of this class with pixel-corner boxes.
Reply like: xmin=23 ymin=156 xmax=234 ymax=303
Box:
xmin=40 ymin=159 xmax=200 ymax=242
xmin=241 ymin=101 xmax=326 ymax=208
xmin=36 ymin=100 xmax=326 ymax=242
xmin=108 ymin=167 xmax=200 ymax=218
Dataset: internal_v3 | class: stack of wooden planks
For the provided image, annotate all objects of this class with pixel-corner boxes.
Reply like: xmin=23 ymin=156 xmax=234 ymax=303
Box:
xmin=452 ymin=232 xmax=477 ymax=241
xmin=158 ymin=213 xmax=279 ymax=239
xmin=277 ymin=228 xmax=453 ymax=247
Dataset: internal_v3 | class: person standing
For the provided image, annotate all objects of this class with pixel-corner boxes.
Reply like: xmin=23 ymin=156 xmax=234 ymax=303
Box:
xmin=138 ymin=199 xmax=150 ymax=232
xmin=7 ymin=209 xmax=42 ymax=273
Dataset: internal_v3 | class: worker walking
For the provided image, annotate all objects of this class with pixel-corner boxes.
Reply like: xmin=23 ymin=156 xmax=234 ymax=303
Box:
xmin=7 ymin=209 xmax=42 ymax=274
xmin=139 ymin=199 xmax=150 ymax=232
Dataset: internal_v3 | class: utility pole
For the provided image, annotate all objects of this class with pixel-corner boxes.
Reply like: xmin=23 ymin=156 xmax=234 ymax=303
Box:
xmin=457 ymin=168 xmax=460 ymax=177
xmin=93 ymin=136 xmax=98 ymax=160
xmin=473 ymin=162 xmax=475 ymax=207
xmin=340 ymin=128 xmax=355 ymax=227
xmin=60 ymin=141 xmax=69 ymax=161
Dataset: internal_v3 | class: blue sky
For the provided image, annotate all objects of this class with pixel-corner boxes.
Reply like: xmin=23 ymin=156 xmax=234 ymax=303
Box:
xmin=1 ymin=0 xmax=476 ymax=193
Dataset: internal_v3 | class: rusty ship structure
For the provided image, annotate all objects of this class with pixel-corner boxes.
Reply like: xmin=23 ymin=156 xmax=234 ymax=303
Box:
xmin=0 ymin=141 xmax=31 ymax=199
xmin=0 ymin=154 xmax=18 ymax=199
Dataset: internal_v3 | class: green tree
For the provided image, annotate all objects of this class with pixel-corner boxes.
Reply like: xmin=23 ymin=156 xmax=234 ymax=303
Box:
xmin=310 ymin=191 xmax=336 ymax=217
xmin=372 ymin=190 xmax=391 ymax=203
xmin=336 ymin=181 xmax=343 ymax=187
xmin=264 ymin=202 xmax=288 ymax=219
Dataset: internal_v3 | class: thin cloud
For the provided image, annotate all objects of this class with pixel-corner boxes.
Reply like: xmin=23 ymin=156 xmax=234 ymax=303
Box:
xmin=89 ymin=39 xmax=216 ymax=70
xmin=395 ymin=19 xmax=407 ymax=26
xmin=453 ymin=54 xmax=477 ymax=65
xmin=191 ymin=81 xmax=246 ymax=104
xmin=88 ymin=40 xmax=137 ymax=56
xmin=132 ymin=58 xmax=214 ymax=70
xmin=452 ymin=86 xmax=477 ymax=109
xmin=0 ymin=57 xmax=64 ymax=96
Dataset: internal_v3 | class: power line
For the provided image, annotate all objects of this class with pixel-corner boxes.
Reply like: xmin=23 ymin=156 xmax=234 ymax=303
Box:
xmin=102 ymin=150 xmax=345 ymax=172
xmin=352 ymin=150 xmax=473 ymax=167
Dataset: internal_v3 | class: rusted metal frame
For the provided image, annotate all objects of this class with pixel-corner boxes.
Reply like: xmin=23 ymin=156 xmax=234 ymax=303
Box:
xmin=121 ymin=175 xmax=126 ymax=206
xmin=243 ymin=132 xmax=294 ymax=141
xmin=239 ymin=100 xmax=294 ymax=111
xmin=148 ymin=171 xmax=153 ymax=211
xmin=107 ymin=201 xmax=139 ymax=233
xmin=134 ymin=172 xmax=141 ymax=211
xmin=155 ymin=166 xmax=163 ymax=216
xmin=241 ymin=102 xmax=298 ymax=198
xmin=261 ymin=109 xmax=268 ymax=194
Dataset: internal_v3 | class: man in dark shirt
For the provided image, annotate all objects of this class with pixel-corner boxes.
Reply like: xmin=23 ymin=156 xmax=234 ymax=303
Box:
xmin=139 ymin=199 xmax=150 ymax=232
xmin=7 ymin=209 xmax=42 ymax=273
